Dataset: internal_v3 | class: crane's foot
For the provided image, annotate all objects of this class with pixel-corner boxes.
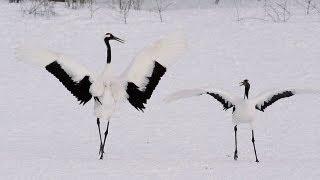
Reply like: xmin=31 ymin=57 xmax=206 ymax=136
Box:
xmin=233 ymin=150 xmax=238 ymax=160
xmin=99 ymin=153 xmax=103 ymax=160
xmin=98 ymin=144 xmax=105 ymax=159
xmin=99 ymin=149 xmax=105 ymax=160
xmin=98 ymin=144 xmax=104 ymax=155
xmin=255 ymin=159 xmax=259 ymax=163
xmin=99 ymin=153 xmax=104 ymax=160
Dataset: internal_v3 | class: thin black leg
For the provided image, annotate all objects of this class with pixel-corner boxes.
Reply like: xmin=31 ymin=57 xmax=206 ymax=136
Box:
xmin=97 ymin=118 xmax=103 ymax=155
xmin=251 ymin=130 xmax=259 ymax=162
xmin=234 ymin=125 xmax=238 ymax=160
xmin=99 ymin=121 xmax=110 ymax=160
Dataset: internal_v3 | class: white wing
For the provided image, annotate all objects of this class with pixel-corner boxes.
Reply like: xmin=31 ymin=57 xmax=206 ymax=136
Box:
xmin=16 ymin=44 xmax=93 ymax=81
xmin=121 ymin=32 xmax=187 ymax=111
xmin=121 ymin=32 xmax=187 ymax=87
xmin=253 ymin=88 xmax=320 ymax=112
xmin=15 ymin=44 xmax=96 ymax=105
xmin=165 ymin=88 xmax=237 ymax=111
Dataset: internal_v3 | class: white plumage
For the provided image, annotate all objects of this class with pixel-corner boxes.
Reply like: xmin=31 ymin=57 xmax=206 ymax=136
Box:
xmin=254 ymin=88 xmax=320 ymax=110
xmin=122 ymin=32 xmax=186 ymax=89
xmin=16 ymin=32 xmax=187 ymax=159
xmin=16 ymin=45 xmax=93 ymax=82
xmin=165 ymin=79 xmax=320 ymax=162
xmin=165 ymin=88 xmax=236 ymax=106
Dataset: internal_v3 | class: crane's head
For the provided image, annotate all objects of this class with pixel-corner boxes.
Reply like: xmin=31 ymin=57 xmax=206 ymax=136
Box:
xmin=240 ymin=79 xmax=250 ymax=99
xmin=104 ymin=33 xmax=125 ymax=43
xmin=240 ymin=79 xmax=249 ymax=87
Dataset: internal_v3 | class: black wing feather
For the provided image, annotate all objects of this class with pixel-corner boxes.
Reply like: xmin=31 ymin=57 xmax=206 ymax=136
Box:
xmin=255 ymin=91 xmax=295 ymax=112
xmin=126 ymin=61 xmax=167 ymax=111
xmin=45 ymin=61 xmax=92 ymax=105
xmin=206 ymin=92 xmax=234 ymax=110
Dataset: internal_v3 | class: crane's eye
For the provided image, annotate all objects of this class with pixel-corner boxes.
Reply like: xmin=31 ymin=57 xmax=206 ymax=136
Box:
xmin=105 ymin=33 xmax=112 ymax=38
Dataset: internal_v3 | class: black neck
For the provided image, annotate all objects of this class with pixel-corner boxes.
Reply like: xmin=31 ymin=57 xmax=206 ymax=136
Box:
xmin=104 ymin=39 xmax=111 ymax=64
xmin=244 ymin=84 xmax=250 ymax=99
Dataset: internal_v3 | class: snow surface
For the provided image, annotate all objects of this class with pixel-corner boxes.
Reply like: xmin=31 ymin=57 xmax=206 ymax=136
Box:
xmin=1 ymin=2 xmax=320 ymax=179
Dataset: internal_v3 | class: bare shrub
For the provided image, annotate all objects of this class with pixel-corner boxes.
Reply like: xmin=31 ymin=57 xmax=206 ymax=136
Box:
xmin=132 ymin=0 xmax=143 ymax=10
xmin=87 ymin=0 xmax=100 ymax=18
xmin=264 ymin=0 xmax=291 ymax=22
xmin=20 ymin=0 xmax=56 ymax=17
xmin=303 ymin=0 xmax=320 ymax=15
xmin=9 ymin=0 xmax=22 ymax=3
xmin=112 ymin=0 xmax=142 ymax=10
xmin=65 ymin=0 xmax=91 ymax=9
xmin=119 ymin=0 xmax=133 ymax=24
xmin=154 ymin=0 xmax=174 ymax=22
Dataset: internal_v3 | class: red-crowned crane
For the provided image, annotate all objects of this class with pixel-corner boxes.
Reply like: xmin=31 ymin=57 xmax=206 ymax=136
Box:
xmin=16 ymin=32 xmax=187 ymax=159
xmin=165 ymin=79 xmax=319 ymax=162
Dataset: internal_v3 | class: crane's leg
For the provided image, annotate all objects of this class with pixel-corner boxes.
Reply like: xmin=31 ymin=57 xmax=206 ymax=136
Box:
xmin=97 ymin=118 xmax=103 ymax=155
xmin=234 ymin=125 xmax=238 ymax=160
xmin=251 ymin=130 xmax=259 ymax=162
xmin=99 ymin=120 xmax=110 ymax=160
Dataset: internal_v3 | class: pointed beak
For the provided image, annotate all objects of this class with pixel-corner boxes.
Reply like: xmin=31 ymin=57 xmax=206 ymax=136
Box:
xmin=113 ymin=36 xmax=125 ymax=43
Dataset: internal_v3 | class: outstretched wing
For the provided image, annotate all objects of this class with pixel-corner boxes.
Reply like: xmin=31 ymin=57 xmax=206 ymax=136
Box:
xmin=165 ymin=88 xmax=236 ymax=111
xmin=121 ymin=32 xmax=187 ymax=111
xmin=16 ymin=45 xmax=94 ymax=105
xmin=254 ymin=88 xmax=320 ymax=112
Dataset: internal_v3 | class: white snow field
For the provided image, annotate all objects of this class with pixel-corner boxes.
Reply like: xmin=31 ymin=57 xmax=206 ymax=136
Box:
xmin=1 ymin=1 xmax=320 ymax=179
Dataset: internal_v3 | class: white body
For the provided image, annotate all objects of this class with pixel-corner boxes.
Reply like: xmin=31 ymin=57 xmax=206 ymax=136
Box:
xmin=232 ymin=99 xmax=256 ymax=125
xmin=91 ymin=65 xmax=126 ymax=120
xmin=93 ymin=81 xmax=118 ymax=120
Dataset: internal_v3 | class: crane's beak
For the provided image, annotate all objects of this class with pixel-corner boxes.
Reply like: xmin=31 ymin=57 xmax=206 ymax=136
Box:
xmin=240 ymin=81 xmax=244 ymax=86
xmin=113 ymin=36 xmax=125 ymax=43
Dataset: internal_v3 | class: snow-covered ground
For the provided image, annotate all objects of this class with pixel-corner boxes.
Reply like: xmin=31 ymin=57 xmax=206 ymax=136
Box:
xmin=1 ymin=2 xmax=320 ymax=179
